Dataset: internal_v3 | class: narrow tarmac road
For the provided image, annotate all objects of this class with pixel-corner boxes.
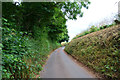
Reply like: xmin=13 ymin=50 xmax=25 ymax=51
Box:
xmin=40 ymin=47 xmax=95 ymax=78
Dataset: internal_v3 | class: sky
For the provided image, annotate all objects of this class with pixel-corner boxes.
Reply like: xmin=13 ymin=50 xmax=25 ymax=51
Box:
xmin=66 ymin=0 xmax=120 ymax=41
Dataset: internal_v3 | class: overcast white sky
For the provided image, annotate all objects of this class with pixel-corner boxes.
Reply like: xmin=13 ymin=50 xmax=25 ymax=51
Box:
xmin=66 ymin=0 xmax=119 ymax=41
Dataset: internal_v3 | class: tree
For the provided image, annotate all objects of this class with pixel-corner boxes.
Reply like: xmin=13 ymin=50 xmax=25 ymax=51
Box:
xmin=2 ymin=1 xmax=90 ymax=42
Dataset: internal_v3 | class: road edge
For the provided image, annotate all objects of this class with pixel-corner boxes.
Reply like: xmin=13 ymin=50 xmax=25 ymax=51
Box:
xmin=63 ymin=49 xmax=102 ymax=79
xmin=35 ymin=47 xmax=60 ymax=78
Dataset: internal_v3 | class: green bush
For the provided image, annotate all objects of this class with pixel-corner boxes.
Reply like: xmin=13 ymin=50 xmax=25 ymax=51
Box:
xmin=89 ymin=26 xmax=98 ymax=32
xmin=2 ymin=27 xmax=31 ymax=78
xmin=2 ymin=18 xmax=61 ymax=78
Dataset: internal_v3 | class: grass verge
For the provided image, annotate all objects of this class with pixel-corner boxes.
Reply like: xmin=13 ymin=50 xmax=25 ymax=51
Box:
xmin=65 ymin=25 xmax=120 ymax=79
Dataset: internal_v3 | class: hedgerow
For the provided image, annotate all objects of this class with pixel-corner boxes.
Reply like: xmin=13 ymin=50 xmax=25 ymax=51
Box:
xmin=2 ymin=18 xmax=61 ymax=78
xmin=73 ymin=23 xmax=116 ymax=40
xmin=2 ymin=26 xmax=30 ymax=78
xmin=65 ymin=25 xmax=120 ymax=79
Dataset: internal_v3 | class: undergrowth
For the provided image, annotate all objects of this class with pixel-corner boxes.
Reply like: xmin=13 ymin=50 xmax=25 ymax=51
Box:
xmin=65 ymin=25 xmax=120 ymax=79
xmin=2 ymin=19 xmax=61 ymax=78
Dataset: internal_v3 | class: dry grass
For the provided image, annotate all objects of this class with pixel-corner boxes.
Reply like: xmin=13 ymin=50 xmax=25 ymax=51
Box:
xmin=65 ymin=25 xmax=120 ymax=79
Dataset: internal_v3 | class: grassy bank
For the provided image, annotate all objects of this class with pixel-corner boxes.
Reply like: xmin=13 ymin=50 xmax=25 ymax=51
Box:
xmin=72 ymin=23 xmax=116 ymax=40
xmin=65 ymin=25 xmax=120 ymax=79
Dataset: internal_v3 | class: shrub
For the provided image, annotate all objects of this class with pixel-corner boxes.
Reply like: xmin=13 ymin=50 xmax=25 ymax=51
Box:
xmin=2 ymin=19 xmax=61 ymax=78
xmin=89 ymin=26 xmax=98 ymax=33
xmin=2 ymin=27 xmax=31 ymax=78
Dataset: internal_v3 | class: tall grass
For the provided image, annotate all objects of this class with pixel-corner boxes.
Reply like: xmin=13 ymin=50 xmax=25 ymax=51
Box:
xmin=65 ymin=25 xmax=120 ymax=79
xmin=23 ymin=27 xmax=61 ymax=77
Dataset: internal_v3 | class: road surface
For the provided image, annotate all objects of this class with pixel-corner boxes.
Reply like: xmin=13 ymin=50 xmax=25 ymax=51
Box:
xmin=40 ymin=47 xmax=95 ymax=78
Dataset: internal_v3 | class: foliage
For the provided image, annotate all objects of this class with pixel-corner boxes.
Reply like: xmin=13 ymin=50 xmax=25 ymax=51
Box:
xmin=89 ymin=26 xmax=98 ymax=32
xmin=65 ymin=25 xmax=120 ymax=79
xmin=61 ymin=42 xmax=68 ymax=46
xmin=2 ymin=27 xmax=29 ymax=78
xmin=2 ymin=1 xmax=91 ymax=78
xmin=2 ymin=19 xmax=61 ymax=78
xmin=73 ymin=23 xmax=116 ymax=40
xmin=2 ymin=1 xmax=90 ymax=42
xmin=47 ymin=7 xmax=69 ymax=42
